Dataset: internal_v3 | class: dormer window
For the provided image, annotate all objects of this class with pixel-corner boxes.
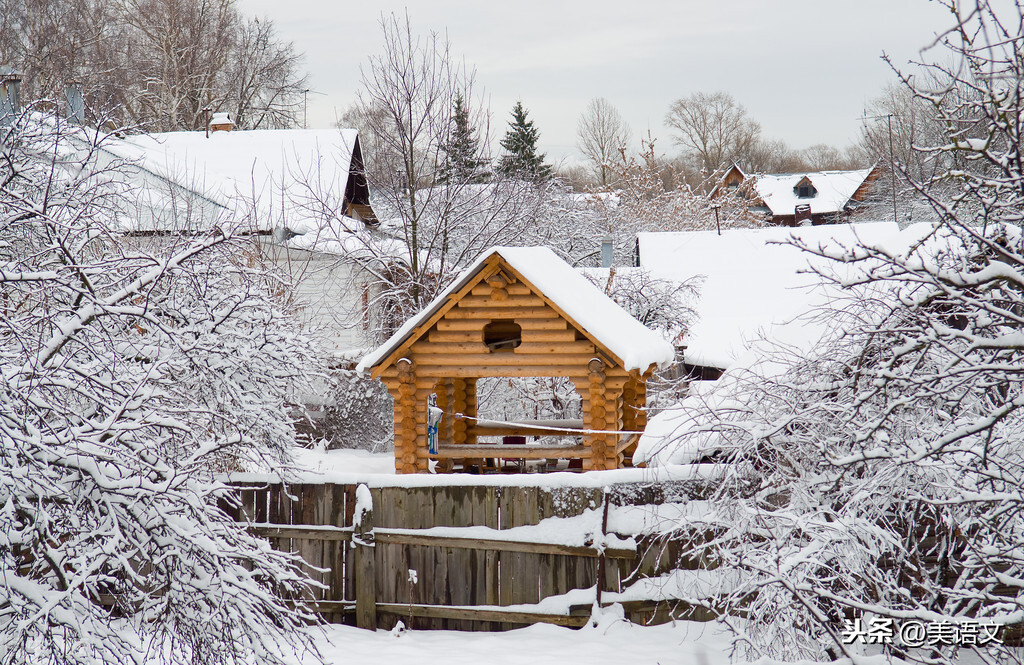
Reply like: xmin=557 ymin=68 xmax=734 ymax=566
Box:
xmin=794 ymin=176 xmax=817 ymax=199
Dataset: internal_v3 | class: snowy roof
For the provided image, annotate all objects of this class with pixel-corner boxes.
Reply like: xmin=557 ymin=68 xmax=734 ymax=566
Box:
xmin=358 ymin=246 xmax=675 ymax=375
xmin=110 ymin=128 xmax=361 ymax=232
xmin=637 ymin=222 xmax=910 ymax=369
xmin=750 ymin=167 xmax=876 ymax=217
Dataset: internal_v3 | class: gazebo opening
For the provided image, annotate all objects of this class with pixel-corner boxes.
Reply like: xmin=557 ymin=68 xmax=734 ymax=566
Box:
xmin=461 ymin=375 xmax=585 ymax=472
xmin=483 ymin=319 xmax=522 ymax=351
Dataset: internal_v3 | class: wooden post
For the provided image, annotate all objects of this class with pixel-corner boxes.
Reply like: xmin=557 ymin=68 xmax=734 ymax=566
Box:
xmin=622 ymin=372 xmax=640 ymax=432
xmin=595 ymin=489 xmax=609 ymax=607
xmin=587 ymin=359 xmax=609 ymax=471
xmin=435 ymin=379 xmax=455 ymax=473
xmin=452 ymin=378 xmax=469 ymax=445
xmin=396 ymin=358 xmax=417 ymax=474
xmin=464 ymin=378 xmax=478 ymax=446
xmin=353 ymin=484 xmax=377 ymax=630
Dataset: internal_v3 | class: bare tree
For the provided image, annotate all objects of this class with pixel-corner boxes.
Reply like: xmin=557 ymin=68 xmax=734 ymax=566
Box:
xmin=608 ymin=131 xmax=763 ymax=233
xmin=645 ymin=2 xmax=1024 ymax=662
xmin=115 ymin=0 xmax=238 ymax=131
xmin=353 ymin=12 xmax=547 ymax=329
xmin=1 ymin=0 xmax=307 ymax=131
xmin=576 ymin=97 xmax=632 ymax=188
xmin=224 ymin=16 xmax=307 ymax=129
xmin=664 ymin=90 xmax=762 ymax=172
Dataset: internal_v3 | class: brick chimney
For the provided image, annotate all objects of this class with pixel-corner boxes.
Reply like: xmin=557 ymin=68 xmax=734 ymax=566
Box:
xmin=794 ymin=203 xmax=813 ymax=226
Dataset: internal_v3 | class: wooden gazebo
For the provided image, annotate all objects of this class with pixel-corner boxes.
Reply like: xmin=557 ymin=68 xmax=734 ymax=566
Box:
xmin=357 ymin=247 xmax=674 ymax=474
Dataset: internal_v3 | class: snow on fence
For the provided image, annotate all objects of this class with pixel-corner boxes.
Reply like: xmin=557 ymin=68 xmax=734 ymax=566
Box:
xmin=222 ymin=479 xmax=716 ymax=631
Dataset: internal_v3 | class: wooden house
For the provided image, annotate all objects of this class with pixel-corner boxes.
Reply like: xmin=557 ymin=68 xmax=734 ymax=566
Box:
xmin=357 ymin=247 xmax=674 ymax=474
xmin=714 ymin=164 xmax=882 ymax=226
xmin=94 ymin=127 xmax=385 ymax=353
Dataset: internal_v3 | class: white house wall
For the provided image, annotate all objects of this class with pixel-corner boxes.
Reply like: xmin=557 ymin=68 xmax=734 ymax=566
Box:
xmin=256 ymin=236 xmax=377 ymax=354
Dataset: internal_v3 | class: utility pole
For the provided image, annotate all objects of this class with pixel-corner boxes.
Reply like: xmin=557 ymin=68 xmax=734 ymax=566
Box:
xmin=301 ymin=89 xmax=325 ymax=129
xmin=862 ymin=113 xmax=899 ymax=225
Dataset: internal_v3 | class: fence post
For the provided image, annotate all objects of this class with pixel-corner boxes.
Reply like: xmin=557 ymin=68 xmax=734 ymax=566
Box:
xmin=353 ymin=484 xmax=377 ymax=630
xmin=595 ymin=488 xmax=609 ymax=607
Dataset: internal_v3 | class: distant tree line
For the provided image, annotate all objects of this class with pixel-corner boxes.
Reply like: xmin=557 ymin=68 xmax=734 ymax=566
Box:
xmin=0 ymin=0 xmax=307 ymax=131
xmin=572 ymin=91 xmax=872 ymax=193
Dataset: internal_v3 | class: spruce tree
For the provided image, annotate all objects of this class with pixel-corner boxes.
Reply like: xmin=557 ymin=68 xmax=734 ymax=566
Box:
xmin=437 ymin=93 xmax=490 ymax=184
xmin=497 ymin=101 xmax=552 ymax=181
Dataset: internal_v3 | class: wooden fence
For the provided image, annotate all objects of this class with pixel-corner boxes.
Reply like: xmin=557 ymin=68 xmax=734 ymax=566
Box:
xmin=224 ymin=480 xmax=710 ymax=631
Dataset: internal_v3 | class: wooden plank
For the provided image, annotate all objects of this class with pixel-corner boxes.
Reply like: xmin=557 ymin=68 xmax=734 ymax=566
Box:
xmin=412 ymin=342 xmax=490 ymax=354
xmin=538 ymin=552 xmax=555 ymax=609
xmin=514 ymin=342 xmax=598 ymax=355
xmin=443 ymin=307 xmax=559 ymax=320
xmin=463 ymin=427 xmax=584 ymax=439
xmin=372 ymin=530 xmax=634 ymax=559
xmin=240 ymin=488 xmax=257 ymax=523
xmin=414 ymin=365 xmax=590 ymax=378
xmin=436 ymin=319 xmax=491 ymax=331
xmin=615 ymin=432 xmax=641 ymax=455
xmin=427 ymin=330 xmax=484 ymax=343
xmin=374 ymin=603 xmax=589 ymax=628
xmin=251 ymin=525 xmax=354 ymax=541
xmin=513 ymin=318 xmax=569 ymax=330
xmin=456 ymin=295 xmax=547 ymax=308
xmin=435 ymin=444 xmax=589 ymax=459
xmin=413 ymin=353 xmax=589 ymax=366
xmin=354 ymin=485 xmax=377 ymax=631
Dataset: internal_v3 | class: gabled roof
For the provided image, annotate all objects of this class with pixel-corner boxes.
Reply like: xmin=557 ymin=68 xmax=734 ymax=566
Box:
xmin=750 ymin=167 xmax=877 ymax=216
xmin=637 ymin=222 xmax=910 ymax=370
xmin=357 ymin=246 xmax=675 ymax=376
xmin=108 ymin=128 xmax=367 ymax=232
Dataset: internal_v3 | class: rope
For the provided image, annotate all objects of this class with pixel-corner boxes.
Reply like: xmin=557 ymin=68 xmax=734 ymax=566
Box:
xmin=450 ymin=411 xmax=648 ymax=437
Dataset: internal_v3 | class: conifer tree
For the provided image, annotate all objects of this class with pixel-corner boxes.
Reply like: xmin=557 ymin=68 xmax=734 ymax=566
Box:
xmin=498 ymin=101 xmax=552 ymax=181
xmin=438 ymin=93 xmax=489 ymax=184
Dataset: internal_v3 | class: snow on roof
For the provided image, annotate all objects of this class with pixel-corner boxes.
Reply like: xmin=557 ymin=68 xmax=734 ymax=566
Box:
xmin=282 ymin=216 xmax=410 ymax=263
xmin=111 ymin=128 xmax=360 ymax=232
xmin=637 ymin=222 xmax=908 ymax=370
xmin=751 ymin=167 xmax=875 ymax=217
xmin=357 ymin=246 xmax=676 ymax=375
xmin=635 ymin=222 xmax=944 ymax=467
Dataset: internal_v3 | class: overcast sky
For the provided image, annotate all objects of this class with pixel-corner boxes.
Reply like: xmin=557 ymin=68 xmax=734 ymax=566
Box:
xmin=235 ymin=0 xmax=954 ymax=166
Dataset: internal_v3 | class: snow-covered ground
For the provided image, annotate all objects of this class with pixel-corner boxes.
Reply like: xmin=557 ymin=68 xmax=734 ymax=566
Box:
xmin=288 ymin=617 xmax=730 ymax=665
xmin=290 ymin=446 xmax=398 ymax=475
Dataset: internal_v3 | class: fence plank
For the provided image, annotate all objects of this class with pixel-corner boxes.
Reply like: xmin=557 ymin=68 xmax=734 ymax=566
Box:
xmin=231 ymin=480 xmax=699 ymax=633
xmin=354 ymin=485 xmax=377 ymax=630
xmin=374 ymin=603 xmax=589 ymax=628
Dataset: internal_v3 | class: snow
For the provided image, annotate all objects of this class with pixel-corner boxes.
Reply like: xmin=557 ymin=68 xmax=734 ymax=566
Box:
xmin=236 ymin=448 xmax=721 ymax=488
xmin=281 ymin=620 xmax=732 ymax=665
xmin=637 ymin=222 xmax=908 ymax=369
xmin=751 ymin=168 xmax=876 ymax=217
xmin=111 ymin=128 xmax=360 ymax=233
xmin=357 ymin=246 xmax=675 ymax=375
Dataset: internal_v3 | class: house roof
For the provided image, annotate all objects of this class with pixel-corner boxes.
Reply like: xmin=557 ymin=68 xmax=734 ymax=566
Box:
xmin=110 ymin=128 xmax=363 ymax=233
xmin=637 ymin=222 xmax=912 ymax=370
xmin=357 ymin=246 xmax=676 ymax=376
xmin=749 ymin=167 xmax=877 ymax=217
